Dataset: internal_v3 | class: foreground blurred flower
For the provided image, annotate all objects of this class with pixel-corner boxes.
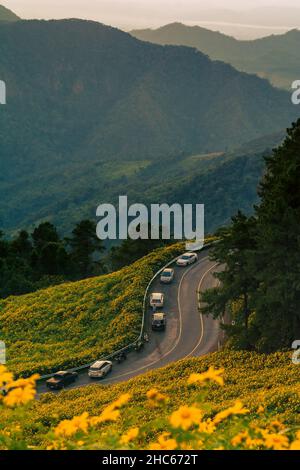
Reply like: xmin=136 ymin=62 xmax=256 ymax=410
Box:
xmin=54 ymin=412 xmax=89 ymax=438
xmin=188 ymin=367 xmax=224 ymax=387
xmin=3 ymin=385 xmax=36 ymax=408
xmin=146 ymin=388 xmax=167 ymax=406
xmin=112 ymin=393 xmax=131 ymax=408
xmin=149 ymin=433 xmax=177 ymax=450
xmin=170 ymin=406 xmax=202 ymax=431
xmin=0 ymin=365 xmax=13 ymax=388
xmin=290 ymin=433 xmax=300 ymax=451
xmin=261 ymin=430 xmax=289 ymax=450
xmin=213 ymin=400 xmax=249 ymax=425
xmin=120 ymin=427 xmax=139 ymax=444
xmin=0 ymin=365 xmax=39 ymax=408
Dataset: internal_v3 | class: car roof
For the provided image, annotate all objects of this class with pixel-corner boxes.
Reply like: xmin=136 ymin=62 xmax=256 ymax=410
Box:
xmin=91 ymin=360 xmax=111 ymax=368
xmin=162 ymin=268 xmax=173 ymax=273
xmin=55 ymin=371 xmax=69 ymax=376
xmin=182 ymin=252 xmax=195 ymax=256
xmin=153 ymin=312 xmax=165 ymax=320
xmin=151 ymin=292 xmax=163 ymax=299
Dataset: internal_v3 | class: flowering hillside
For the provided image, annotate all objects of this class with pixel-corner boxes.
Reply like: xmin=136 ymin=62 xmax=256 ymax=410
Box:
xmin=0 ymin=351 xmax=299 ymax=450
xmin=0 ymin=244 xmax=183 ymax=377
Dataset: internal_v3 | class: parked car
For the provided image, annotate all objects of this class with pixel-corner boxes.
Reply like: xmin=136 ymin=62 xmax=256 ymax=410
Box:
xmin=152 ymin=312 xmax=166 ymax=331
xmin=88 ymin=360 xmax=113 ymax=379
xmin=46 ymin=371 xmax=78 ymax=390
xmin=150 ymin=292 xmax=164 ymax=308
xmin=176 ymin=252 xmax=198 ymax=267
xmin=160 ymin=268 xmax=175 ymax=284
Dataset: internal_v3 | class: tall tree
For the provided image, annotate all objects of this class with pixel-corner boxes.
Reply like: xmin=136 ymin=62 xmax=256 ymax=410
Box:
xmin=201 ymin=212 xmax=258 ymax=349
xmin=202 ymin=119 xmax=300 ymax=352
xmin=253 ymin=119 xmax=300 ymax=351
xmin=68 ymin=220 xmax=105 ymax=278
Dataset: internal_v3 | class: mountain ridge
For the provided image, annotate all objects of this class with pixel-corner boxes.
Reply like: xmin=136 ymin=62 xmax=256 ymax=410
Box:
xmin=0 ymin=19 xmax=297 ymax=233
xmin=131 ymin=23 xmax=300 ymax=89
xmin=0 ymin=4 xmax=20 ymax=21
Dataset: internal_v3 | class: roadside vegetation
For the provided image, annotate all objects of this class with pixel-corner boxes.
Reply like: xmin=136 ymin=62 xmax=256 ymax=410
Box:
xmin=202 ymin=119 xmax=300 ymax=352
xmin=0 ymin=351 xmax=299 ymax=450
xmin=0 ymin=243 xmax=183 ymax=377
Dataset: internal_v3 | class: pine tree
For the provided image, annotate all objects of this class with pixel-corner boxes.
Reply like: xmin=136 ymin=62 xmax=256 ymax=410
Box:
xmin=201 ymin=212 xmax=258 ymax=349
xmin=253 ymin=119 xmax=300 ymax=351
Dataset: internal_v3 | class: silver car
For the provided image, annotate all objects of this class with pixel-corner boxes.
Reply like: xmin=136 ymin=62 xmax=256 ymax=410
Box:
xmin=176 ymin=252 xmax=198 ymax=267
xmin=88 ymin=360 xmax=113 ymax=379
xmin=160 ymin=268 xmax=175 ymax=284
xmin=150 ymin=292 xmax=164 ymax=308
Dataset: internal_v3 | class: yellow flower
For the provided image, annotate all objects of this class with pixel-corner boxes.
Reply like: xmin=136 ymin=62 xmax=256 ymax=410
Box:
xmin=90 ymin=406 xmax=120 ymax=425
xmin=262 ymin=431 xmax=289 ymax=450
xmin=231 ymin=431 xmax=248 ymax=447
xmin=0 ymin=365 xmax=13 ymax=388
xmin=149 ymin=433 xmax=177 ymax=450
xmin=146 ymin=388 xmax=167 ymax=406
xmin=257 ymin=405 xmax=265 ymax=414
xmin=290 ymin=440 xmax=300 ymax=450
xmin=170 ymin=406 xmax=202 ymax=431
xmin=213 ymin=401 xmax=249 ymax=425
xmin=10 ymin=374 xmax=40 ymax=389
xmin=269 ymin=420 xmax=285 ymax=431
xmin=112 ymin=393 xmax=131 ymax=409
xmin=180 ymin=443 xmax=193 ymax=450
xmin=188 ymin=367 xmax=224 ymax=387
xmin=3 ymin=385 xmax=35 ymax=407
xmin=120 ymin=428 xmax=139 ymax=444
xmin=245 ymin=437 xmax=264 ymax=449
xmin=198 ymin=419 xmax=216 ymax=434
xmin=54 ymin=412 xmax=89 ymax=438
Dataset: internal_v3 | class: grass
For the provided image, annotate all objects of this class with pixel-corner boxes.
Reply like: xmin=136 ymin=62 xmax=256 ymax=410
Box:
xmin=1 ymin=350 xmax=299 ymax=449
xmin=0 ymin=243 xmax=183 ymax=377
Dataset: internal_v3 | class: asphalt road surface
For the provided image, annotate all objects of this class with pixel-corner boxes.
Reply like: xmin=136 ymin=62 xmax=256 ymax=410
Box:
xmin=37 ymin=250 xmax=222 ymax=394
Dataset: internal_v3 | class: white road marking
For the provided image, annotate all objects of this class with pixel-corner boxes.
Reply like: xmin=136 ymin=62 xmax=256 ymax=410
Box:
xmin=99 ymin=257 xmax=210 ymax=383
xmin=184 ymin=262 xmax=219 ymax=359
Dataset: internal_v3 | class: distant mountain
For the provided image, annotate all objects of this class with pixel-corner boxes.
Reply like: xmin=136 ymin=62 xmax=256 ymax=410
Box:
xmin=131 ymin=23 xmax=300 ymax=89
xmin=0 ymin=19 xmax=297 ymax=233
xmin=182 ymin=7 xmax=300 ymax=27
xmin=0 ymin=4 xmax=20 ymax=21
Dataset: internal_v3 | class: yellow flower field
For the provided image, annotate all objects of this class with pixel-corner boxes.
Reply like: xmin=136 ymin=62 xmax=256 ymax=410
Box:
xmin=0 ymin=244 xmax=183 ymax=377
xmin=0 ymin=350 xmax=299 ymax=450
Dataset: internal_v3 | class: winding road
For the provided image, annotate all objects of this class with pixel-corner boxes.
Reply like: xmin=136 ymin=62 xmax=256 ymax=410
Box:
xmin=37 ymin=250 xmax=222 ymax=394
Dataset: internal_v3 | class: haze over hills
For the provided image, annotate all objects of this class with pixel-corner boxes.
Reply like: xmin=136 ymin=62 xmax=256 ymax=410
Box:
xmin=0 ymin=4 xmax=19 ymax=21
xmin=131 ymin=23 xmax=300 ymax=89
xmin=0 ymin=19 xmax=297 ymax=233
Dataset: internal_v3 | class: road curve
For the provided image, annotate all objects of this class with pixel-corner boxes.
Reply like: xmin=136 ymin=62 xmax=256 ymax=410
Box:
xmin=37 ymin=251 xmax=221 ymax=394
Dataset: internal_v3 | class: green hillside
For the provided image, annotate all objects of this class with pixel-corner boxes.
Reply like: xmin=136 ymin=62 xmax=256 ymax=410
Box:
xmin=0 ymin=4 xmax=19 ymax=22
xmin=0 ymin=19 xmax=297 ymax=234
xmin=1 ymin=351 xmax=299 ymax=449
xmin=0 ymin=244 xmax=182 ymax=377
xmin=131 ymin=23 xmax=300 ymax=90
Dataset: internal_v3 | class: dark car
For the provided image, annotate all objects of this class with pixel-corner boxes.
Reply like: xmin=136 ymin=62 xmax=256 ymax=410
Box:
xmin=151 ymin=312 xmax=166 ymax=331
xmin=46 ymin=371 xmax=78 ymax=390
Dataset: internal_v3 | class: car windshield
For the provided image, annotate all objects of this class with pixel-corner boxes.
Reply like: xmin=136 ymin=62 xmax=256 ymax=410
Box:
xmin=181 ymin=255 xmax=191 ymax=260
xmin=54 ymin=373 xmax=66 ymax=379
xmin=162 ymin=271 xmax=172 ymax=277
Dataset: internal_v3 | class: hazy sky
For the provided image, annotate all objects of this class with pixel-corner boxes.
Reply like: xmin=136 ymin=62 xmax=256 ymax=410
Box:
xmin=3 ymin=1 xmax=300 ymax=35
